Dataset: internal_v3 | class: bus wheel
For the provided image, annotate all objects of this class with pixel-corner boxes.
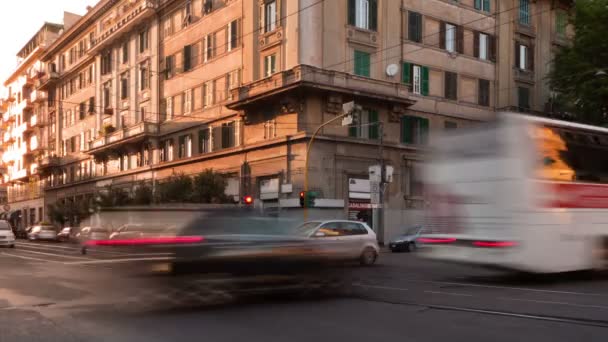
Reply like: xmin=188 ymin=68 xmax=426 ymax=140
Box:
xmin=593 ymin=237 xmax=608 ymax=271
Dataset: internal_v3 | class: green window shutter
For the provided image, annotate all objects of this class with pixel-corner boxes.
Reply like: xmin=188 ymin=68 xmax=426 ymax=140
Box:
xmin=402 ymin=62 xmax=411 ymax=84
xmin=483 ymin=0 xmax=490 ymax=12
xmin=401 ymin=116 xmax=413 ymax=144
xmin=354 ymin=50 xmax=370 ymax=77
xmin=420 ymin=118 xmax=430 ymax=145
xmin=369 ymin=0 xmax=378 ymax=31
xmin=349 ymin=113 xmax=358 ymax=137
xmin=368 ymin=110 xmax=379 ymax=139
xmin=348 ymin=0 xmax=356 ymax=26
xmin=474 ymin=0 xmax=481 ymax=10
xmin=421 ymin=66 xmax=430 ymax=96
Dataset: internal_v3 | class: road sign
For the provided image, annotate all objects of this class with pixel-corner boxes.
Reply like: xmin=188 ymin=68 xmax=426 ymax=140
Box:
xmin=370 ymin=181 xmax=380 ymax=204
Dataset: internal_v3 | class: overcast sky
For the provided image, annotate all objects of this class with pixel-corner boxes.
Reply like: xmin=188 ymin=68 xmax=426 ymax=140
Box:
xmin=0 ymin=0 xmax=97 ymax=83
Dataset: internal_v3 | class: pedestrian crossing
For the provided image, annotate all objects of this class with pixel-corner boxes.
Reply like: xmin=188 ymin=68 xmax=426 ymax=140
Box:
xmin=0 ymin=240 xmax=172 ymax=266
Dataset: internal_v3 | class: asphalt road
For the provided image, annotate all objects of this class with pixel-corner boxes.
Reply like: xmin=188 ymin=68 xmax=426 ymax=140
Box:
xmin=1 ymin=240 xmax=608 ymax=341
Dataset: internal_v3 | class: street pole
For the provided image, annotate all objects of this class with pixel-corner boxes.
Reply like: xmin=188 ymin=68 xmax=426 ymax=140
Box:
xmin=378 ymin=122 xmax=385 ymax=245
xmin=303 ymin=112 xmax=351 ymax=221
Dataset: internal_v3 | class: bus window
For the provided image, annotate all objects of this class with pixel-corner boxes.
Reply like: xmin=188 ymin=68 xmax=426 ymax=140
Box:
xmin=530 ymin=124 xmax=608 ymax=183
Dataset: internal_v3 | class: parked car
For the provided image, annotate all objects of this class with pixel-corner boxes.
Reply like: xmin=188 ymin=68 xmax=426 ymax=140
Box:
xmin=0 ymin=220 xmax=15 ymax=248
xmin=389 ymin=226 xmax=427 ymax=252
xmin=292 ymin=220 xmax=380 ymax=265
xmin=57 ymin=227 xmax=78 ymax=242
xmin=28 ymin=225 xmax=58 ymax=241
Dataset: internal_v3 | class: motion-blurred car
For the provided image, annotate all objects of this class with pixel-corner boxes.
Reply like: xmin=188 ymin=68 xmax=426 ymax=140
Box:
xmin=76 ymin=226 xmax=111 ymax=243
xmin=109 ymin=224 xmax=171 ymax=240
xmin=292 ymin=220 xmax=380 ymax=265
xmin=28 ymin=225 xmax=58 ymax=241
xmin=57 ymin=227 xmax=78 ymax=242
xmin=389 ymin=226 xmax=426 ymax=253
xmin=0 ymin=220 xmax=15 ymax=248
xmin=14 ymin=226 xmax=29 ymax=239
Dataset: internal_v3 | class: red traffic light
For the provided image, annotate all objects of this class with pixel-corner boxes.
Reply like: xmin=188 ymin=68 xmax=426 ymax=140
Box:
xmin=300 ymin=191 xmax=305 ymax=198
xmin=243 ymin=195 xmax=254 ymax=205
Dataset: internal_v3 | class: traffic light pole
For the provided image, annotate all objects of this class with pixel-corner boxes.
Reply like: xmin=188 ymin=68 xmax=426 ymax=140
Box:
xmin=378 ymin=122 xmax=385 ymax=245
xmin=303 ymin=112 xmax=352 ymax=221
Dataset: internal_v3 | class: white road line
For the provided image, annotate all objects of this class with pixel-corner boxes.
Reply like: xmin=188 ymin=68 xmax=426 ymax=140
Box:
xmin=15 ymin=241 xmax=81 ymax=250
xmin=424 ymin=290 xmax=473 ymax=297
xmin=15 ymin=242 xmax=172 ymax=256
xmin=65 ymin=256 xmax=173 ymax=265
xmin=398 ymin=279 xmax=606 ymax=297
xmin=15 ymin=248 xmax=92 ymax=260
xmin=354 ymin=284 xmax=409 ymax=292
xmin=0 ymin=252 xmax=64 ymax=263
xmin=499 ymin=297 xmax=608 ymax=310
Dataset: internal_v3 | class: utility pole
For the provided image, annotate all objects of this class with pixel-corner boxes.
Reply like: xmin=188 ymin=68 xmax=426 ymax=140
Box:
xmin=378 ymin=122 xmax=385 ymax=245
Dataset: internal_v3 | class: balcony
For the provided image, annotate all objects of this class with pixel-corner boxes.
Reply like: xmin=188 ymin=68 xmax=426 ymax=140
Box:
xmin=36 ymin=71 xmax=59 ymax=91
xmin=38 ymin=155 xmax=61 ymax=170
xmin=30 ymin=89 xmax=47 ymax=103
xmin=10 ymin=169 xmax=29 ymax=182
xmin=514 ymin=67 xmax=535 ymax=84
xmin=89 ymin=0 xmax=159 ymax=55
xmin=87 ymin=121 xmax=159 ymax=155
xmin=228 ymin=65 xmax=416 ymax=110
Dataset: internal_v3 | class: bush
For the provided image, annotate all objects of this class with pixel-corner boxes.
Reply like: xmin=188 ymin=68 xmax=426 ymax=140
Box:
xmin=192 ymin=169 xmax=229 ymax=203
xmin=133 ymin=183 xmax=153 ymax=205
xmin=158 ymin=173 xmax=193 ymax=203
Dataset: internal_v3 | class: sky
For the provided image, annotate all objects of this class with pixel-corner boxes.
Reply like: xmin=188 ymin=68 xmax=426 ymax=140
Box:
xmin=0 ymin=0 xmax=97 ymax=83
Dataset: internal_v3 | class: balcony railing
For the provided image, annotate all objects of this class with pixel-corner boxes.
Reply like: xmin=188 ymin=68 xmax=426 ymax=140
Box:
xmin=88 ymin=121 xmax=159 ymax=151
xmin=38 ymin=155 xmax=61 ymax=169
xmin=30 ymin=89 xmax=47 ymax=103
xmin=37 ymin=71 xmax=59 ymax=91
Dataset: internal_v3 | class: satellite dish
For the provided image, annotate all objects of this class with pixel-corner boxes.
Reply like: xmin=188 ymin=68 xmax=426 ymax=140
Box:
xmin=386 ymin=64 xmax=399 ymax=77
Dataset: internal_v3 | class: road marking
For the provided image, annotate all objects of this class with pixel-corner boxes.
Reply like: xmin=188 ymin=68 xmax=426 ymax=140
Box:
xmin=498 ymin=297 xmax=608 ymax=310
xmin=424 ymin=290 xmax=473 ymax=297
xmin=65 ymin=256 xmax=173 ymax=265
xmin=15 ymin=249 xmax=91 ymax=260
xmin=0 ymin=252 xmax=64 ymax=263
xmin=398 ymin=279 xmax=606 ymax=297
xmin=354 ymin=284 xmax=409 ymax=292
xmin=15 ymin=242 xmax=172 ymax=256
xmin=15 ymin=241 xmax=81 ymax=250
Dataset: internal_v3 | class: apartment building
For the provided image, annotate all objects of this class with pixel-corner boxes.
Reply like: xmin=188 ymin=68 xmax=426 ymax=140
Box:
xmin=3 ymin=0 xmax=571 ymax=241
xmin=0 ymin=21 xmax=68 ymax=228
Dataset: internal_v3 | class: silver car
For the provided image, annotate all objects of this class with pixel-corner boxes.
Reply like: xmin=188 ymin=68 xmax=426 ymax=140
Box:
xmin=28 ymin=225 xmax=58 ymax=241
xmin=0 ymin=220 xmax=15 ymax=248
xmin=293 ymin=220 xmax=380 ymax=265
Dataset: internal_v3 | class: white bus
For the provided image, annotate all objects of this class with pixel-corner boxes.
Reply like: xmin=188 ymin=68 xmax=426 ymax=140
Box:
xmin=420 ymin=112 xmax=608 ymax=273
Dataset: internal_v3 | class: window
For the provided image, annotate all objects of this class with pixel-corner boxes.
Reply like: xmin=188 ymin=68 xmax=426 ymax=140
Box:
xmin=445 ymin=23 xmax=456 ymax=52
xmin=122 ymin=41 xmax=129 ymax=64
xmin=204 ymin=33 xmax=215 ymax=61
xmin=401 ymin=115 xmax=429 ymax=145
xmin=444 ymin=121 xmax=457 ymax=130
xmin=444 ymin=72 xmax=457 ymax=100
xmin=402 ymin=63 xmax=429 ymax=96
xmin=515 ymin=42 xmax=533 ymax=71
xmin=139 ymin=29 xmax=149 ymax=53
xmin=264 ymin=120 xmax=276 ymax=139
xmin=166 ymin=96 xmax=174 ymax=119
xmin=556 ymin=9 xmax=567 ymax=37
xmin=103 ymin=83 xmax=111 ymax=109
xmin=101 ymin=51 xmax=112 ymax=75
xmin=478 ymin=33 xmax=489 ymax=60
xmin=264 ymin=0 xmax=277 ymax=33
xmin=139 ymin=62 xmax=149 ymax=91
xmin=203 ymin=0 xmax=213 ymax=14
xmin=203 ymin=81 xmax=214 ymax=107
xmin=88 ymin=97 xmax=95 ymax=114
xmin=160 ymin=139 xmax=174 ymax=162
xmin=347 ymin=0 xmax=377 ymax=31
xmin=120 ymin=74 xmax=129 ymax=100
xmin=79 ymin=102 xmax=86 ymax=120
xmin=184 ymin=89 xmax=192 ymax=114
xmin=264 ymin=54 xmax=277 ymax=77
xmin=139 ymin=107 xmax=146 ymax=122
xmin=474 ymin=0 xmax=490 ymax=13
xmin=519 ymin=0 xmax=530 ymax=25
xmin=183 ymin=45 xmax=192 ymax=72
xmin=221 ymin=122 xmax=236 ymax=149
xmin=349 ymin=109 xmax=379 ymax=140
xmin=478 ymin=79 xmax=490 ymax=106
xmin=178 ymin=135 xmax=192 ymax=158
xmin=198 ymin=129 xmax=210 ymax=154
xmin=163 ymin=17 xmax=174 ymax=38
xmin=165 ymin=55 xmax=175 ymax=79
xmin=408 ymin=12 xmax=422 ymax=43
xmin=228 ymin=20 xmax=239 ymax=51
xmin=518 ymin=86 xmax=530 ymax=110
xmin=353 ymin=50 xmax=370 ymax=77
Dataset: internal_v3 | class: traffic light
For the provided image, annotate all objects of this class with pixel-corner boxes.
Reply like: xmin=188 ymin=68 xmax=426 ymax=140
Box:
xmin=243 ymin=195 xmax=254 ymax=206
xmin=299 ymin=191 xmax=317 ymax=208
xmin=299 ymin=191 xmax=305 ymax=208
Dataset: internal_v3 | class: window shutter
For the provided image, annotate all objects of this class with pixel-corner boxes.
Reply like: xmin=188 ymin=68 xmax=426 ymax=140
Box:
xmin=489 ymin=35 xmax=497 ymax=62
xmin=402 ymin=62 xmax=411 ymax=85
xmin=439 ymin=22 xmax=446 ymax=49
xmin=349 ymin=113 xmax=358 ymax=137
xmin=483 ymin=0 xmax=490 ymax=12
xmin=183 ymin=45 xmax=192 ymax=71
xmin=401 ymin=116 xmax=413 ymax=144
xmin=514 ymin=42 xmax=520 ymax=68
xmin=457 ymin=26 xmax=464 ymax=53
xmin=474 ymin=0 xmax=482 ymax=10
xmin=420 ymin=118 xmax=430 ymax=145
xmin=473 ymin=32 xmax=480 ymax=58
xmin=421 ymin=66 xmax=430 ymax=96
xmin=348 ymin=0 xmax=356 ymax=26
xmin=528 ymin=43 xmax=534 ymax=71
xmin=369 ymin=0 xmax=378 ymax=31
xmin=368 ymin=110 xmax=379 ymax=139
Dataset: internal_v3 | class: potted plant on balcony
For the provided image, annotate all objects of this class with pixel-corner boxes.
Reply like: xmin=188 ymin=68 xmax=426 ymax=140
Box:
xmin=102 ymin=124 xmax=116 ymax=136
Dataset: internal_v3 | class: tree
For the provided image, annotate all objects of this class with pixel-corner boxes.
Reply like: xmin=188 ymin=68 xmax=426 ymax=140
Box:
xmin=133 ymin=182 xmax=154 ymax=205
xmin=548 ymin=0 xmax=608 ymax=125
xmin=157 ymin=173 xmax=193 ymax=202
xmin=192 ymin=169 xmax=229 ymax=203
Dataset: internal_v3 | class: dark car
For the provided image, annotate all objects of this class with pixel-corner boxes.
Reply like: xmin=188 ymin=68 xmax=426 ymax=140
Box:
xmin=14 ymin=226 xmax=30 ymax=239
xmin=389 ymin=226 xmax=426 ymax=252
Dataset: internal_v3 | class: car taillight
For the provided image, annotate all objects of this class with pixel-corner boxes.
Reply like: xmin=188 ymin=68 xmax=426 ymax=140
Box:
xmin=417 ymin=237 xmax=457 ymax=244
xmin=85 ymin=236 xmax=204 ymax=247
xmin=472 ymin=241 xmax=518 ymax=248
